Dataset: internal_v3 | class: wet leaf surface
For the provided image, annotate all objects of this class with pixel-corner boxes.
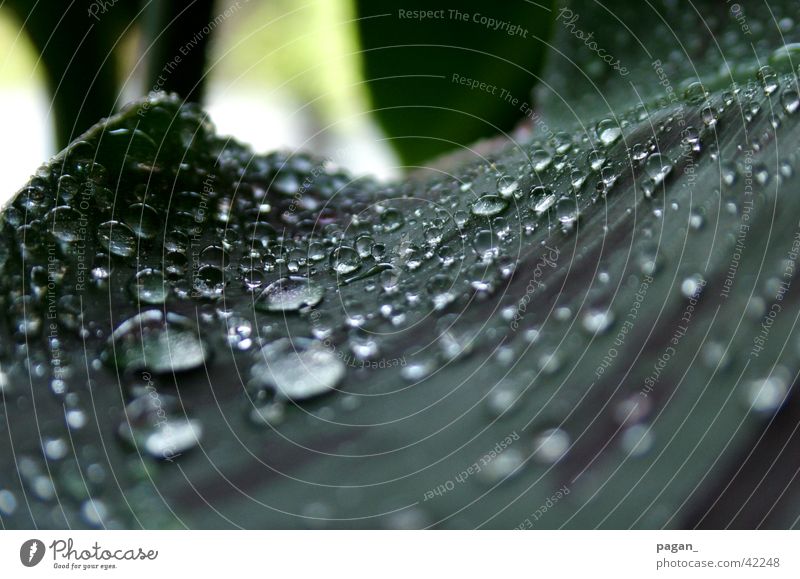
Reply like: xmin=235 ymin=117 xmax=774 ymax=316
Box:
xmin=2 ymin=0 xmax=800 ymax=529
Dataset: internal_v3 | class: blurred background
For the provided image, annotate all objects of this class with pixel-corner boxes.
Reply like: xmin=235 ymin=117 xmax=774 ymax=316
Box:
xmin=0 ymin=0 xmax=552 ymax=204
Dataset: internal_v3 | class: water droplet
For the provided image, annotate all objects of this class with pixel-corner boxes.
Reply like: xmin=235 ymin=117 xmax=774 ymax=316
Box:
xmin=193 ymin=265 xmax=227 ymax=298
xmin=531 ymin=149 xmax=553 ymax=172
xmin=620 ymin=424 xmax=654 ymax=457
xmin=769 ymin=43 xmax=800 ymax=73
xmin=582 ymin=309 xmax=615 ymax=334
xmin=123 ymin=203 xmax=161 ymax=240
xmin=645 ymin=153 xmax=672 ymax=184
xmin=97 ymin=221 xmax=137 ymax=258
xmin=555 ymin=195 xmax=579 ymax=224
xmin=472 ymin=229 xmax=498 ymax=260
xmin=105 ymin=310 xmax=209 ymax=373
xmin=330 ymin=246 xmax=361 ymax=275
xmin=251 ymin=338 xmax=345 ymax=400
xmin=683 ymin=81 xmax=708 ymax=104
xmin=532 ymin=428 xmax=570 ymax=463
xmin=533 ymin=187 xmax=556 ymax=214
xmin=46 ymin=206 xmax=83 ymax=243
xmin=587 ymin=149 xmax=606 ymax=171
xmin=0 ymin=489 xmax=17 ymax=516
xmin=497 ymin=175 xmax=519 ymax=197
xmin=256 ymin=276 xmax=324 ymax=312
xmin=746 ymin=375 xmax=788 ymax=413
xmin=781 ymin=88 xmax=799 ymax=114
xmin=681 ymin=274 xmax=705 ymax=298
xmin=756 ymin=65 xmax=779 ymax=95
xmin=701 ymin=105 xmax=719 ymax=128
xmin=596 ymin=118 xmax=622 ymax=146
xmin=470 ymin=194 xmax=508 ymax=218
xmin=380 ymin=208 xmax=404 ymax=232
xmin=118 ymin=394 xmax=203 ymax=460
xmin=130 ymin=269 xmax=167 ymax=304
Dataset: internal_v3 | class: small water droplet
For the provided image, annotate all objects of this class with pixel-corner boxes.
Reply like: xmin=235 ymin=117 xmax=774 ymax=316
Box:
xmin=256 ymin=276 xmax=324 ymax=312
xmin=645 ymin=153 xmax=672 ymax=184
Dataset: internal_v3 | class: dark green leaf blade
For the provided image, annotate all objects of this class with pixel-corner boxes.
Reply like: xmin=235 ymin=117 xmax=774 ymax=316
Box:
xmin=355 ymin=0 xmax=555 ymax=166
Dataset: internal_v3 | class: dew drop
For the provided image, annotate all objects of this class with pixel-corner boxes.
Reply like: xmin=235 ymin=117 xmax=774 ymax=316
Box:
xmin=781 ymin=88 xmax=799 ymax=114
xmin=471 ymin=194 xmax=508 ymax=217
xmin=644 ymin=153 xmax=672 ymax=184
xmin=105 ymin=310 xmax=209 ymax=373
xmin=330 ymin=246 xmax=362 ymax=275
xmin=596 ymin=118 xmax=622 ymax=146
xmin=130 ymin=269 xmax=167 ymax=304
xmin=97 ymin=221 xmax=138 ymax=258
xmin=46 ymin=206 xmax=83 ymax=243
xmin=251 ymin=338 xmax=345 ymax=400
xmin=118 ymin=394 xmax=203 ymax=460
xmin=256 ymin=276 xmax=324 ymax=312
xmin=532 ymin=428 xmax=570 ymax=463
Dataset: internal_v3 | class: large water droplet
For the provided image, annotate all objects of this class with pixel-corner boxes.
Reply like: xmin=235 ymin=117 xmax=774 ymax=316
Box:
xmin=105 ymin=310 xmax=209 ymax=373
xmin=330 ymin=246 xmax=362 ymax=275
xmin=251 ymin=338 xmax=345 ymax=400
xmin=781 ymin=88 xmax=800 ymax=114
xmin=256 ymin=276 xmax=324 ymax=312
xmin=118 ymin=394 xmax=203 ymax=460
xmin=471 ymin=195 xmax=508 ymax=217
xmin=596 ymin=118 xmax=622 ymax=146
xmin=130 ymin=269 xmax=167 ymax=304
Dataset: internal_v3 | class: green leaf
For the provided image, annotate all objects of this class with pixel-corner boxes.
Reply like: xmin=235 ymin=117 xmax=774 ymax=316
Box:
xmin=2 ymin=0 xmax=800 ymax=530
xmin=354 ymin=0 xmax=555 ymax=166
